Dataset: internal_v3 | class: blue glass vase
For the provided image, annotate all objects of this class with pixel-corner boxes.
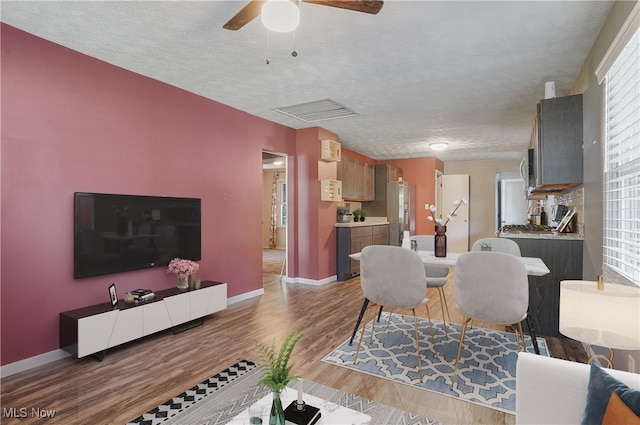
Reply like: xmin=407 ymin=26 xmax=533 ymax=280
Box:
xmin=269 ymin=390 xmax=284 ymax=425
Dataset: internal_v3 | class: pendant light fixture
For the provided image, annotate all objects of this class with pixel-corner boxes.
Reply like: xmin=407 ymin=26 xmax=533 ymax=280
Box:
xmin=262 ymin=0 xmax=300 ymax=33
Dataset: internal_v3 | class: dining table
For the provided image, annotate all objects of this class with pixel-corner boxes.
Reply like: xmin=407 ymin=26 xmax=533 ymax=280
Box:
xmin=348 ymin=249 xmax=551 ymax=354
xmin=349 ymin=250 xmax=550 ymax=276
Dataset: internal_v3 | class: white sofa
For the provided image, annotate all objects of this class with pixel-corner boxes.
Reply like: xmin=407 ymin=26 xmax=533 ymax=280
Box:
xmin=516 ymin=352 xmax=640 ymax=424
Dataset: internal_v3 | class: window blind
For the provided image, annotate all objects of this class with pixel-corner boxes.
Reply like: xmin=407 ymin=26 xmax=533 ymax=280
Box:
xmin=603 ymin=26 xmax=640 ymax=286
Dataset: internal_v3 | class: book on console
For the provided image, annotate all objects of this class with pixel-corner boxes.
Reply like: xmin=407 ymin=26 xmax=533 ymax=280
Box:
xmin=284 ymin=401 xmax=321 ymax=425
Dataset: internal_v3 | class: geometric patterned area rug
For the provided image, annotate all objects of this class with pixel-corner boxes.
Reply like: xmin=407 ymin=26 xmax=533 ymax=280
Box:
xmin=322 ymin=313 xmax=549 ymax=414
xmin=126 ymin=358 xmax=443 ymax=425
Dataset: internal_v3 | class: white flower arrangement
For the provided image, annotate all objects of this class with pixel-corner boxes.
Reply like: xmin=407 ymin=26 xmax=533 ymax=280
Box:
xmin=426 ymin=199 xmax=468 ymax=226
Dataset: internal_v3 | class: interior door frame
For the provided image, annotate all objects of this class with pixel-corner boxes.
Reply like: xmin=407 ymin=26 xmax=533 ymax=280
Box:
xmin=440 ymin=174 xmax=470 ymax=252
xmin=262 ymin=150 xmax=288 ymax=278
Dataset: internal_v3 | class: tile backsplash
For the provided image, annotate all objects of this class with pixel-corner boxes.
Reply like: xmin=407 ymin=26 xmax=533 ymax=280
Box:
xmin=554 ymin=187 xmax=584 ymax=225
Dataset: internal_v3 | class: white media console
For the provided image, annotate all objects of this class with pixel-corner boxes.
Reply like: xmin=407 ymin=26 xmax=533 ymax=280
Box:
xmin=59 ymin=281 xmax=227 ymax=359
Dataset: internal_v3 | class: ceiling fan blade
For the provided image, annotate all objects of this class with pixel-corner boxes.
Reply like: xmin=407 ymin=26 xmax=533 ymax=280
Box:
xmin=223 ymin=0 xmax=266 ymax=31
xmin=303 ymin=0 xmax=383 ymax=15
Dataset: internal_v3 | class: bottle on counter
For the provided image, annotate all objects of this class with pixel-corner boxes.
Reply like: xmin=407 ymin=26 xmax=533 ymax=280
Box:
xmin=402 ymin=231 xmax=411 ymax=249
xmin=540 ymin=207 xmax=547 ymax=226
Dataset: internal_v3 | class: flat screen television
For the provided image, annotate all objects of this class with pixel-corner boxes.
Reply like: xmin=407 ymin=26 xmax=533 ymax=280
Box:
xmin=74 ymin=192 xmax=201 ymax=278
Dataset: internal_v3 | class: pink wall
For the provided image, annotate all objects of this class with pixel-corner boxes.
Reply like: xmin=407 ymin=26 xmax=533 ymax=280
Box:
xmin=0 ymin=24 xmax=299 ymax=365
xmin=291 ymin=127 xmax=338 ymax=281
xmin=386 ymin=157 xmax=444 ymax=235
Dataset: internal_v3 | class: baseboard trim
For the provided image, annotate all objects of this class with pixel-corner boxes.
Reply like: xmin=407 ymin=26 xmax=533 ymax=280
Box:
xmin=1 ymin=349 xmax=71 ymax=378
xmin=289 ymin=275 xmax=337 ymax=286
xmin=227 ymin=289 xmax=264 ymax=305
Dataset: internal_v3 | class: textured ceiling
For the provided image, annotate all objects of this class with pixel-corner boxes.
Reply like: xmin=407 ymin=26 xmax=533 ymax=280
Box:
xmin=1 ymin=1 xmax=614 ymax=162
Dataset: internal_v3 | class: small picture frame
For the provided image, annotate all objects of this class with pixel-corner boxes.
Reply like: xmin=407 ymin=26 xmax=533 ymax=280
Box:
xmin=109 ymin=284 xmax=118 ymax=309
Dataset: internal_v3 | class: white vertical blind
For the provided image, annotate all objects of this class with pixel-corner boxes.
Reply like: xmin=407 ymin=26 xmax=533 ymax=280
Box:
xmin=603 ymin=27 xmax=640 ymax=286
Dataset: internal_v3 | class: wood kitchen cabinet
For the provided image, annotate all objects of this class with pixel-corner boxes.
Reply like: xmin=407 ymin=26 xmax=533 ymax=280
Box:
xmin=372 ymin=225 xmax=389 ymax=245
xmin=507 ymin=237 xmax=583 ymax=337
xmin=337 ymin=154 xmax=375 ymax=201
xmin=387 ymin=164 xmax=403 ymax=182
xmin=534 ymin=94 xmax=583 ymax=191
xmin=336 ymin=225 xmax=389 ymax=280
xmin=362 ymin=162 xmax=375 ymax=200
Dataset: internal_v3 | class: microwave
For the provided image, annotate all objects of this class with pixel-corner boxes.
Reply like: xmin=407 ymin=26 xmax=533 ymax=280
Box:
xmin=520 ymin=148 xmax=535 ymax=188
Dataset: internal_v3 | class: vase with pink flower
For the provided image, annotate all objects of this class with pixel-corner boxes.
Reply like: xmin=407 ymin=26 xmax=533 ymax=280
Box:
xmin=167 ymin=258 xmax=200 ymax=289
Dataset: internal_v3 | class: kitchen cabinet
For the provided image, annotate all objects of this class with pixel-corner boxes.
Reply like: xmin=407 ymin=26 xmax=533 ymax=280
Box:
xmin=372 ymin=225 xmax=389 ymax=245
xmin=387 ymin=165 xmax=403 ymax=182
xmin=533 ymin=94 xmax=583 ymax=193
xmin=362 ymin=162 xmax=375 ymax=200
xmin=506 ymin=237 xmax=583 ymax=337
xmin=337 ymin=154 xmax=375 ymax=201
xmin=336 ymin=225 xmax=389 ymax=280
xmin=341 ymin=155 xmax=358 ymax=199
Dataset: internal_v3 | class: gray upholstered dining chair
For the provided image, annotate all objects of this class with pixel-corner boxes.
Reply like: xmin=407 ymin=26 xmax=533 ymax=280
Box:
xmin=470 ymin=236 xmax=541 ymax=354
xmin=410 ymin=235 xmax=452 ymax=330
xmin=451 ymin=251 xmax=529 ymax=389
xmin=471 ymin=237 xmax=521 ymax=256
xmin=354 ymin=245 xmax=437 ymax=382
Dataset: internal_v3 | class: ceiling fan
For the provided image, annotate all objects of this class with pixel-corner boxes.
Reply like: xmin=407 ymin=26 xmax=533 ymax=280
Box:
xmin=223 ymin=0 xmax=384 ymax=31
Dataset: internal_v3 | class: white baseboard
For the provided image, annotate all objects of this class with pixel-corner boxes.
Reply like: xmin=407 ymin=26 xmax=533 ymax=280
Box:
xmin=1 ymin=349 xmax=71 ymax=378
xmin=289 ymin=275 xmax=337 ymax=286
xmin=227 ymin=289 xmax=264 ymax=305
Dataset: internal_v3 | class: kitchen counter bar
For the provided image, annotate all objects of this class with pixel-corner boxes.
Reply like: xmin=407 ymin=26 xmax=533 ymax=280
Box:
xmin=335 ymin=217 xmax=389 ymax=228
xmin=498 ymin=225 xmax=584 ymax=241
xmin=499 ymin=230 xmax=583 ymax=241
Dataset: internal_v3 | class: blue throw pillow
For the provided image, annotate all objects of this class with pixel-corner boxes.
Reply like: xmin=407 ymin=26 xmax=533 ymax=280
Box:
xmin=581 ymin=361 xmax=640 ymax=425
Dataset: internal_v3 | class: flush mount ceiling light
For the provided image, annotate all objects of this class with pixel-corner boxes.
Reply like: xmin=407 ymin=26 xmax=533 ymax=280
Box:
xmin=430 ymin=142 xmax=449 ymax=151
xmin=262 ymin=0 xmax=300 ymax=33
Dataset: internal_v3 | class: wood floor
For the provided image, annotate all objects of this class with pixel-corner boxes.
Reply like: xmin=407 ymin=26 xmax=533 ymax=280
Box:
xmin=1 ymin=250 xmax=586 ymax=425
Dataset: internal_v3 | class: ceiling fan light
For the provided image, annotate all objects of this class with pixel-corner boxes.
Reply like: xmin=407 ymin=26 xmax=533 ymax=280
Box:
xmin=262 ymin=0 xmax=300 ymax=33
xmin=430 ymin=142 xmax=449 ymax=151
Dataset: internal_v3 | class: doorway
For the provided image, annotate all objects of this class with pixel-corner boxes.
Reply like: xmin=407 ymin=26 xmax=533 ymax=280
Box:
xmin=262 ymin=151 xmax=287 ymax=280
xmin=439 ymin=174 xmax=470 ymax=252
xmin=497 ymin=172 xmax=528 ymax=230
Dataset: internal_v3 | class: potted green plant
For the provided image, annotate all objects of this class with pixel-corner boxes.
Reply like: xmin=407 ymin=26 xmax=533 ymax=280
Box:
xmin=358 ymin=209 xmax=366 ymax=222
xmin=480 ymin=241 xmax=492 ymax=251
xmin=255 ymin=324 xmax=308 ymax=425
xmin=351 ymin=209 xmax=361 ymax=222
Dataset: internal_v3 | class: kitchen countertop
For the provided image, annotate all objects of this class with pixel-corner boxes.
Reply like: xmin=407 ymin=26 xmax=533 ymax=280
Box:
xmin=335 ymin=217 xmax=389 ymax=228
xmin=499 ymin=224 xmax=584 ymax=240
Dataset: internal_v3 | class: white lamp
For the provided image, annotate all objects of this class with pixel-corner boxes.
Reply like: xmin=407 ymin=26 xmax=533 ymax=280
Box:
xmin=560 ymin=279 xmax=640 ymax=367
xmin=429 ymin=142 xmax=448 ymax=151
xmin=262 ymin=0 xmax=300 ymax=33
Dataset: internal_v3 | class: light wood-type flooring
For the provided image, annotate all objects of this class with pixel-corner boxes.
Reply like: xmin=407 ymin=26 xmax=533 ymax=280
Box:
xmin=1 ymin=249 xmax=586 ymax=425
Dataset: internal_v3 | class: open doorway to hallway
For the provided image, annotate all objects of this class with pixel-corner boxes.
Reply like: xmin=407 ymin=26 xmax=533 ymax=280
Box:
xmin=262 ymin=151 xmax=287 ymax=282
